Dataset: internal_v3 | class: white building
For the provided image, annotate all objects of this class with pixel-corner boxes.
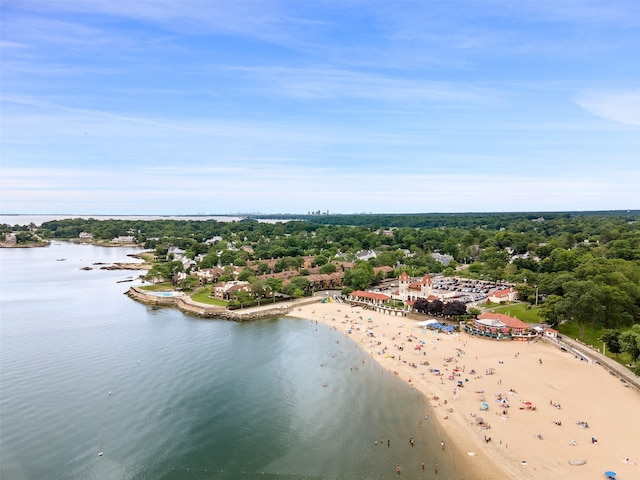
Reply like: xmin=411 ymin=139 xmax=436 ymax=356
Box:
xmin=398 ymin=272 xmax=435 ymax=302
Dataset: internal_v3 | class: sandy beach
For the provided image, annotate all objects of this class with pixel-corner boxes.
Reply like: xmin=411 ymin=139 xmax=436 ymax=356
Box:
xmin=286 ymin=300 xmax=640 ymax=480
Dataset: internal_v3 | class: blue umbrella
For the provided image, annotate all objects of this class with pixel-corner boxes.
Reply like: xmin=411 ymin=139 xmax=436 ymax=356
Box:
xmin=604 ymin=471 xmax=616 ymax=479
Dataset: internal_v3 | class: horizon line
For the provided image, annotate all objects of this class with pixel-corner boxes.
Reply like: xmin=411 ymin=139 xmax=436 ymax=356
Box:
xmin=2 ymin=209 xmax=639 ymax=217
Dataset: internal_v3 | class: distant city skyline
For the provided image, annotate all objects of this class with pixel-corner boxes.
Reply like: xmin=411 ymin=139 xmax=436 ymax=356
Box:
xmin=1 ymin=1 xmax=639 ymax=214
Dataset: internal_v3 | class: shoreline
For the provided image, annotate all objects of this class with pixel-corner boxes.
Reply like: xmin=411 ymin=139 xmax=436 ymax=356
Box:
xmin=285 ymin=301 xmax=640 ymax=480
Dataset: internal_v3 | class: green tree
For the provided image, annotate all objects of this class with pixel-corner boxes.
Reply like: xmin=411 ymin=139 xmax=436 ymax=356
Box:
xmin=180 ymin=276 xmax=199 ymax=292
xmin=313 ymin=255 xmax=328 ymax=267
xmin=146 ymin=264 xmax=170 ymax=283
xmin=219 ymin=249 xmax=236 ymax=266
xmin=250 ymin=278 xmax=266 ymax=304
xmin=601 ymin=330 xmax=622 ymax=358
xmin=343 ymin=261 xmax=374 ymax=290
xmin=556 ymin=280 xmax=606 ymax=338
xmin=620 ymin=325 xmax=640 ymax=371
xmin=283 ymin=277 xmax=310 ymax=297
xmin=199 ymin=252 xmax=219 ymax=268
xmin=237 ymin=268 xmax=256 ymax=282
xmin=319 ymin=263 xmax=337 ymax=274
xmin=468 ymin=307 xmax=481 ymax=317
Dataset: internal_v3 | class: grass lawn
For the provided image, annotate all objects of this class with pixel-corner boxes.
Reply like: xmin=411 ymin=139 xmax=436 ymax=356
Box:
xmin=490 ymin=303 xmax=542 ymax=323
xmin=557 ymin=322 xmax=634 ymax=366
xmin=190 ymin=287 xmax=228 ymax=307
xmin=489 ymin=304 xmax=635 ymax=369
xmin=138 ymin=252 xmax=155 ymax=262
xmin=139 ymin=282 xmax=174 ymax=291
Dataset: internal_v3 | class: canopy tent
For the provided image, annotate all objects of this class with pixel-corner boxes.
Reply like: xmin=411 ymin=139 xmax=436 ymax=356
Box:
xmin=415 ymin=319 xmax=437 ymax=327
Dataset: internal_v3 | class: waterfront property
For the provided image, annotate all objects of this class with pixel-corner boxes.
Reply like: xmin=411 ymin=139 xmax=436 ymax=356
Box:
xmin=465 ymin=312 xmax=537 ymax=340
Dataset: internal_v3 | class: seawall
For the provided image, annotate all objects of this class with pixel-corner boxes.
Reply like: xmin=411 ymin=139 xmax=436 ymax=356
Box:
xmin=126 ymin=286 xmax=322 ymax=321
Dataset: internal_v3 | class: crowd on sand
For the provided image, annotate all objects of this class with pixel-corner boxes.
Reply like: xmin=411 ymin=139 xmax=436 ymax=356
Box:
xmin=286 ymin=301 xmax=640 ymax=480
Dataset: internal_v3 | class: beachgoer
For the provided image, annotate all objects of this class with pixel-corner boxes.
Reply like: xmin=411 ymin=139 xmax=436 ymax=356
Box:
xmin=396 ymin=465 xmax=401 ymax=474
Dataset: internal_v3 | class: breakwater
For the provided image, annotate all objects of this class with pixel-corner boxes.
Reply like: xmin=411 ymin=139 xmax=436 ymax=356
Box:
xmin=126 ymin=286 xmax=321 ymax=321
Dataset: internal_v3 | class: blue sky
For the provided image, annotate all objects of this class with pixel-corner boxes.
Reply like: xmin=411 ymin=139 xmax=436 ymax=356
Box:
xmin=1 ymin=0 xmax=639 ymax=214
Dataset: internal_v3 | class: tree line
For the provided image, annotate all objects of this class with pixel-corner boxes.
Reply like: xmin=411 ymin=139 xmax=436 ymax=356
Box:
xmin=4 ymin=212 xmax=639 ymax=368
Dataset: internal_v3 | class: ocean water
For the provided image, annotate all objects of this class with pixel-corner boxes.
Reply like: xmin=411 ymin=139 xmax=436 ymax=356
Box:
xmin=0 ymin=243 xmax=458 ymax=480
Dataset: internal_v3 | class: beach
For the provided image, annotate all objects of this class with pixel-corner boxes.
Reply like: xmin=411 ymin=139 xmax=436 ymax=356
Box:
xmin=286 ymin=300 xmax=640 ymax=480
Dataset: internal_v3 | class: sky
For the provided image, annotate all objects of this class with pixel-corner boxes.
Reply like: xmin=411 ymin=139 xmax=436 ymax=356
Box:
xmin=1 ymin=0 xmax=639 ymax=215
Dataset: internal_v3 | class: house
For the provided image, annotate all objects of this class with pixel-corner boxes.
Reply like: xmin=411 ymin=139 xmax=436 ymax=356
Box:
xmin=355 ymin=250 xmax=377 ymax=261
xmin=373 ymin=266 xmax=395 ymax=278
xmin=487 ymin=287 xmax=518 ymax=303
xmin=212 ymin=280 xmax=251 ymax=301
xmin=3 ymin=233 xmax=16 ymax=245
xmin=304 ymin=273 xmax=343 ymax=291
xmin=348 ymin=290 xmax=390 ymax=306
xmin=467 ymin=312 xmax=535 ymax=340
xmin=398 ymin=272 xmax=434 ymax=302
xmin=195 ymin=267 xmax=225 ymax=284
xmin=431 ymin=252 xmax=454 ymax=265
xmin=112 ymin=235 xmax=135 ymax=244
xmin=180 ymin=256 xmax=196 ymax=270
xmin=168 ymin=246 xmax=186 ymax=258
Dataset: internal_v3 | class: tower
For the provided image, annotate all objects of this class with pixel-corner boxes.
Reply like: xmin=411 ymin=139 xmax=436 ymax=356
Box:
xmin=421 ymin=274 xmax=433 ymax=299
xmin=398 ymin=271 xmax=411 ymax=301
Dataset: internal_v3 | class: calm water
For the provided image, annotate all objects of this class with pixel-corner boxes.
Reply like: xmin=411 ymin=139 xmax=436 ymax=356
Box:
xmin=0 ymin=243 xmax=458 ymax=480
xmin=0 ymin=215 xmax=292 ymax=226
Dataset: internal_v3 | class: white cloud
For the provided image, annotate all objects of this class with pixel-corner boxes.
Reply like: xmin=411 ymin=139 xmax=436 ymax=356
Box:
xmin=223 ymin=66 xmax=496 ymax=104
xmin=2 ymin=166 xmax=638 ymax=214
xmin=576 ymin=90 xmax=640 ymax=127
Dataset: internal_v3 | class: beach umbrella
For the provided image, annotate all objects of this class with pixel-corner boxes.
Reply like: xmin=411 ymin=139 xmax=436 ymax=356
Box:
xmin=475 ymin=417 xmax=484 ymax=424
xmin=604 ymin=471 xmax=616 ymax=479
xmin=482 ymin=402 xmax=489 ymax=408
xmin=524 ymin=401 xmax=532 ymax=405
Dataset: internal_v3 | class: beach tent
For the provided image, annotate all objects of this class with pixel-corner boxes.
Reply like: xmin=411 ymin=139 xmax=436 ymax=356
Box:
xmin=416 ymin=320 xmax=437 ymax=327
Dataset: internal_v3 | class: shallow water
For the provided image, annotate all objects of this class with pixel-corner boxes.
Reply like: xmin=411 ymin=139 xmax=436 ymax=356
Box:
xmin=0 ymin=243 xmax=458 ymax=479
